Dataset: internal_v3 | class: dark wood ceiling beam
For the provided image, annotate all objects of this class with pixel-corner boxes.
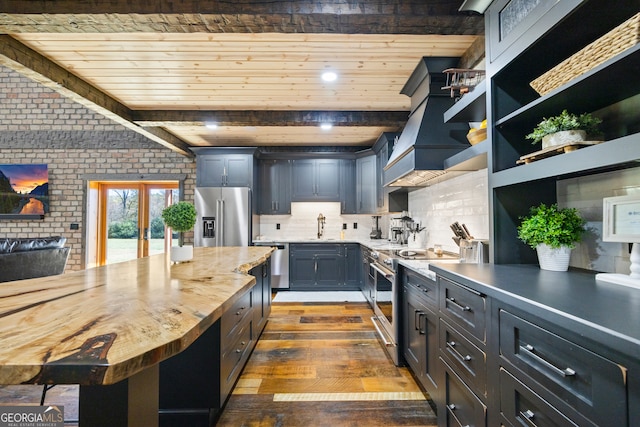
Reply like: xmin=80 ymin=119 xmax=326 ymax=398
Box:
xmin=133 ymin=110 xmax=408 ymax=128
xmin=459 ymin=36 xmax=485 ymax=68
xmin=0 ymin=35 xmax=194 ymax=157
xmin=0 ymin=0 xmax=483 ymax=34
xmin=0 ymin=0 xmax=469 ymax=14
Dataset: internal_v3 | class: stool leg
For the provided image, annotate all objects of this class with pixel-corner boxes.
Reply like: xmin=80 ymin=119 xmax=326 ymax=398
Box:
xmin=40 ymin=384 xmax=55 ymax=406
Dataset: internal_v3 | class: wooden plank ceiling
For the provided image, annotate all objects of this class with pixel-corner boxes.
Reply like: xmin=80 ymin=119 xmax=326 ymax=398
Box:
xmin=0 ymin=1 xmax=484 ymax=157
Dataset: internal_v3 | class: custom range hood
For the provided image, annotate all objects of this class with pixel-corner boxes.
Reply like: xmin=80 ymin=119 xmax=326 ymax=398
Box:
xmin=384 ymin=57 xmax=470 ymax=187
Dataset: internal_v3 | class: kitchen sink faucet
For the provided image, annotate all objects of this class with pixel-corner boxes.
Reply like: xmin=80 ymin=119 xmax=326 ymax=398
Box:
xmin=317 ymin=213 xmax=326 ymax=239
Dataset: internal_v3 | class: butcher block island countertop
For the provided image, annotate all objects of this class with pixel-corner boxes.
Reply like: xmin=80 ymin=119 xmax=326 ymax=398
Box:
xmin=0 ymin=246 xmax=273 ymax=426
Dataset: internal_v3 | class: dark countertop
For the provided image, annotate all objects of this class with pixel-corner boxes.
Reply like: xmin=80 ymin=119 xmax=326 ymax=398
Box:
xmin=425 ymin=263 xmax=640 ymax=360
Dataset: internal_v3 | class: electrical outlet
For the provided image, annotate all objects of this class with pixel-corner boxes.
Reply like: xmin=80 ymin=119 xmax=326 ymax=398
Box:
xmin=343 ymin=223 xmax=347 ymax=230
xmin=276 ymin=223 xmax=280 ymax=230
xmin=353 ymin=223 xmax=358 ymax=229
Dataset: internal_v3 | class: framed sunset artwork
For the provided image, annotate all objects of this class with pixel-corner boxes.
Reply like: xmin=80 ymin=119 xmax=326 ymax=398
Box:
xmin=0 ymin=164 xmax=49 ymax=219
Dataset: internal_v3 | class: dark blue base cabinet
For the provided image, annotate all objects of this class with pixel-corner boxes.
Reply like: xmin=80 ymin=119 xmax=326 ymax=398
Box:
xmin=400 ymin=264 xmax=636 ymax=427
xmin=289 ymin=243 xmax=361 ymax=291
xmin=157 ymin=261 xmax=271 ymax=426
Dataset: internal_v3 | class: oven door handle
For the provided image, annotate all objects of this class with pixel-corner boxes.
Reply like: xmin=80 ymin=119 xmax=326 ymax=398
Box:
xmin=371 ymin=262 xmax=394 ymax=279
xmin=371 ymin=316 xmax=394 ymax=347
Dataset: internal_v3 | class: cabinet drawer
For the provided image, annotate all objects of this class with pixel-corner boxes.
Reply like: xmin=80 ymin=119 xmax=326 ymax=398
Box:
xmin=439 ymin=277 xmax=486 ymax=343
xmin=499 ymin=309 xmax=627 ymax=426
xmin=499 ymin=368 xmax=586 ymax=427
xmin=440 ymin=318 xmax=486 ymax=398
xmin=442 ymin=359 xmax=486 ymax=427
xmin=221 ymin=290 xmax=252 ymax=343
xmin=404 ymin=269 xmax=437 ymax=307
xmin=220 ymin=321 xmax=253 ymax=400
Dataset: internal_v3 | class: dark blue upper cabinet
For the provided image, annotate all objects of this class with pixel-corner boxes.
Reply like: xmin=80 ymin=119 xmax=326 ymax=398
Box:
xmin=258 ymin=159 xmax=291 ymax=214
xmin=195 ymin=150 xmax=254 ymax=187
xmin=291 ymin=159 xmax=341 ymax=202
xmin=356 ymin=155 xmax=377 ymax=214
xmin=341 ymin=159 xmax=357 ymax=214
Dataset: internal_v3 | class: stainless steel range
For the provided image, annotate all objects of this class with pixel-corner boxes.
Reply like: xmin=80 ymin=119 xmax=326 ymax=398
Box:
xmin=368 ymin=247 xmax=458 ymax=365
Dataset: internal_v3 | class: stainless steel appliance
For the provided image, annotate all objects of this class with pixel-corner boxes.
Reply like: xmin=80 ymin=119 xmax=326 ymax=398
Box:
xmin=368 ymin=248 xmax=459 ymax=365
xmin=388 ymin=211 xmax=415 ymax=245
xmin=254 ymin=242 xmax=289 ymax=289
xmin=370 ymin=216 xmax=382 ymax=239
xmin=194 ymin=187 xmax=256 ymax=247
xmin=368 ymin=250 xmax=399 ymax=365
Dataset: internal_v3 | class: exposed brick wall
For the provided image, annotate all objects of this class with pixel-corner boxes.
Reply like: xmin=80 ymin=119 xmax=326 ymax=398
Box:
xmin=0 ymin=67 xmax=196 ymax=272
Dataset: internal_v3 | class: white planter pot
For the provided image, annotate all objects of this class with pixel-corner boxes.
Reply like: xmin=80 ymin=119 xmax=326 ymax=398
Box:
xmin=541 ymin=130 xmax=586 ymax=149
xmin=536 ymin=243 xmax=571 ymax=271
xmin=170 ymin=245 xmax=193 ymax=263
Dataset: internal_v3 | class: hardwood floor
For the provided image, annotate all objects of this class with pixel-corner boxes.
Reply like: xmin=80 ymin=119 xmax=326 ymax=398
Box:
xmin=0 ymin=301 xmax=437 ymax=426
xmin=217 ymin=301 xmax=437 ymax=426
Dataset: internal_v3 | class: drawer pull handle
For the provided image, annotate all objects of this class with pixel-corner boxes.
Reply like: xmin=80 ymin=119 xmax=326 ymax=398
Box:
xmin=519 ymin=409 xmax=537 ymax=427
xmin=235 ymin=349 xmax=242 ymax=353
xmin=414 ymin=310 xmax=423 ymax=331
xmin=447 ymin=403 xmax=470 ymax=427
xmin=446 ymin=297 xmax=471 ymax=312
xmin=521 ymin=409 xmax=535 ymax=420
xmin=521 ymin=344 xmax=576 ymax=377
xmin=447 ymin=341 xmax=472 ymax=362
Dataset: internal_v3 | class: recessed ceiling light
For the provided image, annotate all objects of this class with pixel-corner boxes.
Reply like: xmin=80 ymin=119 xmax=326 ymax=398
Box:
xmin=320 ymin=123 xmax=333 ymax=130
xmin=205 ymin=123 xmax=218 ymax=129
xmin=321 ymin=71 xmax=337 ymax=82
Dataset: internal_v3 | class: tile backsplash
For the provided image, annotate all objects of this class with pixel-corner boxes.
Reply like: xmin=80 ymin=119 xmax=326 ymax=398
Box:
xmin=407 ymin=169 xmax=489 ymax=254
xmin=258 ymin=202 xmax=383 ymax=241
xmin=558 ymin=167 xmax=640 ymax=273
xmin=257 ymin=165 xmax=640 ymax=275
xmin=258 ymin=168 xmax=490 ymax=251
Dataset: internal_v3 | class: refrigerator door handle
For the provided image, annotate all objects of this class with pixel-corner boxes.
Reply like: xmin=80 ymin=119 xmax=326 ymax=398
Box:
xmin=216 ymin=198 xmax=224 ymax=246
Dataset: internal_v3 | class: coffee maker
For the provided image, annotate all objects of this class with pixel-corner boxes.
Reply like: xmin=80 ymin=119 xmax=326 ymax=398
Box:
xmin=389 ymin=218 xmax=404 ymax=244
xmin=389 ymin=212 xmax=413 ymax=244
xmin=370 ymin=216 xmax=382 ymax=239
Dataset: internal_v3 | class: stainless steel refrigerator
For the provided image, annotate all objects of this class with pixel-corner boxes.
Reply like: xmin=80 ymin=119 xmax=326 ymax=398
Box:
xmin=194 ymin=187 xmax=257 ymax=247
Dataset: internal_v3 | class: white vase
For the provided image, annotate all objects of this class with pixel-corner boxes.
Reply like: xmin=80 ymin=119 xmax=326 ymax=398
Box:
xmin=536 ymin=243 xmax=571 ymax=271
xmin=170 ymin=245 xmax=193 ymax=263
xmin=541 ymin=130 xmax=586 ymax=149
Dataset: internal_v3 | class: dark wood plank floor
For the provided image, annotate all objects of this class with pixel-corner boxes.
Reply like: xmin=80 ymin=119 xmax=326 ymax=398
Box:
xmin=217 ymin=301 xmax=437 ymax=426
xmin=0 ymin=301 xmax=437 ymax=426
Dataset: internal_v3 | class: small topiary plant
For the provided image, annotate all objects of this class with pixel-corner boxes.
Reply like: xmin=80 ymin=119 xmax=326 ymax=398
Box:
xmin=525 ymin=110 xmax=602 ymax=144
xmin=517 ymin=203 xmax=586 ymax=249
xmin=161 ymin=201 xmax=196 ymax=247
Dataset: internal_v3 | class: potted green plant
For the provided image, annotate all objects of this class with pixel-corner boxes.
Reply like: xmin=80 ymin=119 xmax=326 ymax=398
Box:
xmin=161 ymin=201 xmax=197 ymax=262
xmin=517 ymin=203 xmax=586 ymax=271
xmin=525 ymin=109 xmax=602 ymax=149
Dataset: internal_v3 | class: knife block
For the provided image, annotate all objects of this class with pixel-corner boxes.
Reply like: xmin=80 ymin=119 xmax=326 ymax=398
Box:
xmin=459 ymin=239 xmax=489 ymax=263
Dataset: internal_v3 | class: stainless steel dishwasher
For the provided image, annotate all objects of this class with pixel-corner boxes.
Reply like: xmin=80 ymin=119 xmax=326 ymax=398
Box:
xmin=254 ymin=242 xmax=289 ymax=289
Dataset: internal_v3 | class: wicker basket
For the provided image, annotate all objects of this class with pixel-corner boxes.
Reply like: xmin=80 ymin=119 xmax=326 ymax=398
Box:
xmin=530 ymin=12 xmax=640 ymax=96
